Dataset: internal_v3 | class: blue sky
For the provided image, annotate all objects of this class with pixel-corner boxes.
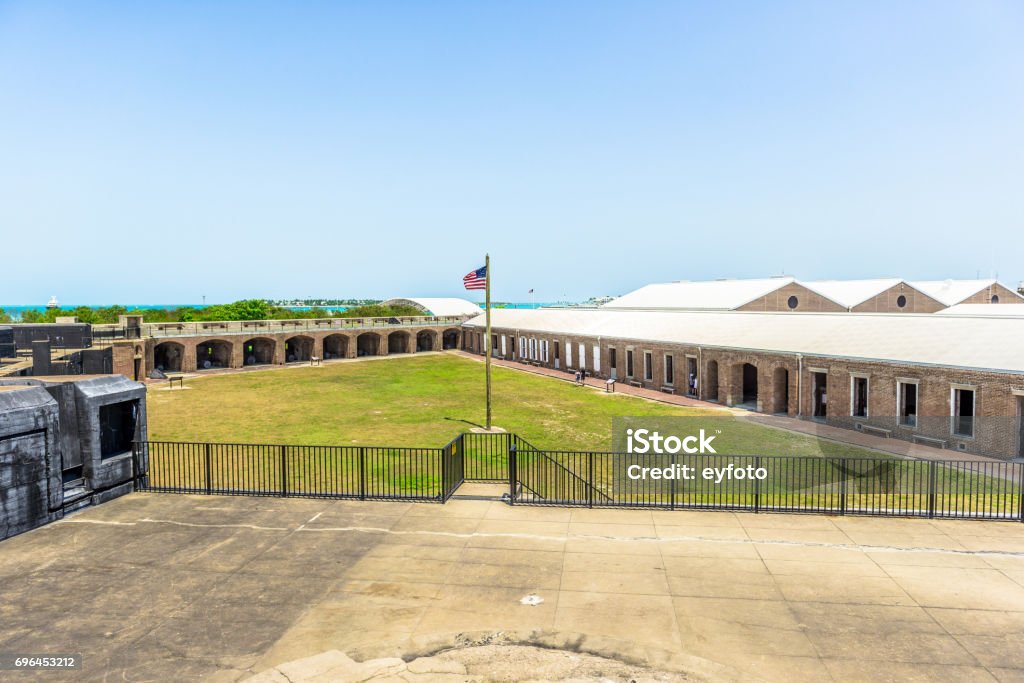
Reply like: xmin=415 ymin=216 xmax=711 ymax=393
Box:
xmin=2 ymin=1 xmax=1022 ymax=304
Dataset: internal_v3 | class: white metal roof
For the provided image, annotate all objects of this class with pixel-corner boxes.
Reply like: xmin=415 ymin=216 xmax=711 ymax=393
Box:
xmin=907 ymin=279 xmax=1001 ymax=307
xmin=465 ymin=308 xmax=1024 ymax=374
xmin=383 ymin=297 xmax=481 ymax=317
xmin=800 ymin=278 xmax=904 ymax=309
xmin=935 ymin=304 xmax=1024 ymax=317
xmin=602 ymin=277 xmax=797 ymax=310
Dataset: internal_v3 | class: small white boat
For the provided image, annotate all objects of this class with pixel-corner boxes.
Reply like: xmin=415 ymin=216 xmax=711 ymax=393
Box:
xmin=46 ymin=296 xmax=59 ymax=308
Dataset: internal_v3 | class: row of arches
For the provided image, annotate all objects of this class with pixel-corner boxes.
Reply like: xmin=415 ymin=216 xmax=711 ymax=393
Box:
xmin=151 ymin=328 xmax=461 ymax=373
xmin=465 ymin=338 xmax=798 ymax=416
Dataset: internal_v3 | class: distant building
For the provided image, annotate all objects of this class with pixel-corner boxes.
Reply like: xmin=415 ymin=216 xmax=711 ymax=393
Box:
xmin=602 ymin=277 xmax=1023 ymax=313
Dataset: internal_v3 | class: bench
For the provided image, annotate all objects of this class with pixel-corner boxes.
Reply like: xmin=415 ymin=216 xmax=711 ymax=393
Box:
xmin=660 ymin=385 xmax=676 ymax=395
xmin=628 ymin=379 xmax=643 ymax=388
xmin=859 ymin=424 xmax=892 ymax=438
xmin=167 ymin=375 xmax=184 ymax=389
xmin=912 ymin=434 xmax=947 ymax=449
xmin=310 ymin=356 xmax=322 ymax=366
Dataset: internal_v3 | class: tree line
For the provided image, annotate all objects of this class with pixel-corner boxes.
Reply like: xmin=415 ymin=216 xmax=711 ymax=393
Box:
xmin=0 ymin=300 xmax=426 ymax=325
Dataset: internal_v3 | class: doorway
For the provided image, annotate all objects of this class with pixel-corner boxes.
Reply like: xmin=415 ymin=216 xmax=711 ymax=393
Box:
xmin=1018 ymin=397 xmax=1024 ymax=458
xmin=812 ymin=371 xmax=828 ymax=419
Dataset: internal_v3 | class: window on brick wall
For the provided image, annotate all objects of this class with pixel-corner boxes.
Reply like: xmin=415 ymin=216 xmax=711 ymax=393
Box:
xmin=851 ymin=375 xmax=869 ymax=418
xmin=644 ymin=352 xmax=653 ymax=381
xmin=626 ymin=350 xmax=634 ymax=377
xmin=952 ymin=386 xmax=976 ymax=438
xmin=609 ymin=348 xmax=617 ymax=369
xmin=664 ymin=354 xmax=674 ymax=385
xmin=898 ymin=381 xmax=918 ymax=428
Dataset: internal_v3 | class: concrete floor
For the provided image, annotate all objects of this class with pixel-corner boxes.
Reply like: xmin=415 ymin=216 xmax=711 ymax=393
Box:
xmin=2 ymin=493 xmax=1024 ymax=682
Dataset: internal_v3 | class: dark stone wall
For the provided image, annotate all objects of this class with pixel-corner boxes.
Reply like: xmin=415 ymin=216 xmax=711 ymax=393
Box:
xmin=0 ymin=387 xmax=61 ymax=540
xmin=0 ymin=375 xmax=148 ymax=542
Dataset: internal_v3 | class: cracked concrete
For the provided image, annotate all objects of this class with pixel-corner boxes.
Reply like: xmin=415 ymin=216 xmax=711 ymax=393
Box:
xmin=1 ymin=493 xmax=1024 ymax=681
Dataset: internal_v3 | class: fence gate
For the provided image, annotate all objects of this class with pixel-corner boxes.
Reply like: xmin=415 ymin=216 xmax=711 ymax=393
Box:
xmin=461 ymin=432 xmax=513 ymax=481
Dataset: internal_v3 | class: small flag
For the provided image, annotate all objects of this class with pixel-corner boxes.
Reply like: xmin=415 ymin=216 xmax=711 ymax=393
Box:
xmin=463 ymin=266 xmax=487 ymax=290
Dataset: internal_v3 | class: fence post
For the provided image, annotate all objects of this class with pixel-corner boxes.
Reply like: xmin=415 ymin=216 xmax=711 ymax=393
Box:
xmin=588 ymin=452 xmax=594 ymax=509
xmin=1019 ymin=463 xmax=1024 ymax=523
xmin=131 ymin=441 xmax=139 ymax=490
xmin=508 ymin=443 xmax=517 ymax=505
xmin=928 ymin=461 xmax=937 ymax=519
xmin=440 ymin=445 xmax=447 ymax=502
xmin=359 ymin=447 xmax=367 ymax=500
xmin=670 ymin=455 xmax=676 ymax=511
xmin=754 ymin=456 xmax=761 ymax=514
xmin=839 ymin=458 xmax=847 ymax=515
xmin=280 ymin=445 xmax=288 ymax=497
xmin=205 ymin=443 xmax=213 ymax=496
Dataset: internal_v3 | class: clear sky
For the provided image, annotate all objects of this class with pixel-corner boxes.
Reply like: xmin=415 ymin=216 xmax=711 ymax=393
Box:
xmin=2 ymin=1 xmax=1022 ymax=304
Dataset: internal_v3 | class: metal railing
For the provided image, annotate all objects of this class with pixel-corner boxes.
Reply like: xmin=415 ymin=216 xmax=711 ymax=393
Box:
xmin=141 ymin=316 xmax=467 ymax=339
xmin=136 ymin=441 xmax=445 ymax=501
xmin=133 ymin=432 xmax=1024 ymax=521
xmin=509 ymin=450 xmax=1024 ymax=520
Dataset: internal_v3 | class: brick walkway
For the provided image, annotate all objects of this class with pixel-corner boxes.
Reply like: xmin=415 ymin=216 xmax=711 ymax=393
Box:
xmin=457 ymin=351 xmax=1014 ymax=468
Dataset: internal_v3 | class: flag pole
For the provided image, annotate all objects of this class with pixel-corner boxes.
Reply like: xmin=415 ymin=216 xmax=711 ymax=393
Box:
xmin=485 ymin=253 xmax=492 ymax=429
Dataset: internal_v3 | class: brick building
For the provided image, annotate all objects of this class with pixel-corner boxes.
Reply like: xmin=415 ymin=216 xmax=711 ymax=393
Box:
xmin=602 ymin=277 xmax=1023 ymax=313
xmin=464 ymin=308 xmax=1024 ymax=460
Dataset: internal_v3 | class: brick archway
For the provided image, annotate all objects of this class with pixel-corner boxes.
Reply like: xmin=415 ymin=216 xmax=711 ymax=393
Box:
xmin=154 ymin=341 xmax=184 ymax=373
xmin=356 ymin=333 xmax=380 ymax=357
xmin=195 ymin=339 xmax=233 ymax=370
xmin=284 ymin=335 xmax=314 ymax=363
xmin=243 ymin=338 xmax=275 ymax=365
xmin=323 ymin=334 xmax=349 ymax=360
xmin=416 ymin=330 xmax=436 ymax=352
xmin=442 ymin=328 xmax=461 ymax=350
xmin=388 ymin=331 xmax=410 ymax=354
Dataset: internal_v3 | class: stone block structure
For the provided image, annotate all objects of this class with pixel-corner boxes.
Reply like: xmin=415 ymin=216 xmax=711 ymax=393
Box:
xmin=0 ymin=375 xmax=147 ymax=541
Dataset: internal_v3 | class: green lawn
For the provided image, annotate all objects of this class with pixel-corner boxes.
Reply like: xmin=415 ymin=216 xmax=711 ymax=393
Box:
xmin=148 ymin=353 xmax=878 ymax=458
xmin=144 ymin=354 xmax=1021 ymax=513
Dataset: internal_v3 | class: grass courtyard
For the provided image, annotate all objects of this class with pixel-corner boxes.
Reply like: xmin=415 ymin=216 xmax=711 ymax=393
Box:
xmin=144 ymin=354 xmax=1019 ymax=513
xmin=148 ymin=352 xmax=877 ymax=457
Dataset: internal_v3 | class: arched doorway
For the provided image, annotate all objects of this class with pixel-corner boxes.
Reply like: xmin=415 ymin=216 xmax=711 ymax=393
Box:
xmin=323 ymin=334 xmax=349 ymax=360
xmin=243 ymin=338 xmax=275 ymax=366
xmin=741 ymin=363 xmax=758 ymax=407
xmin=195 ymin=339 xmax=232 ymax=370
xmin=442 ymin=329 xmax=460 ymax=350
xmin=706 ymin=360 xmax=719 ymax=401
xmin=154 ymin=341 xmax=184 ymax=373
xmin=388 ymin=331 xmax=410 ymax=354
xmin=416 ymin=330 xmax=435 ymax=352
xmin=356 ymin=333 xmax=379 ymax=357
xmin=773 ymin=367 xmax=790 ymax=414
xmin=284 ymin=335 xmax=313 ymax=362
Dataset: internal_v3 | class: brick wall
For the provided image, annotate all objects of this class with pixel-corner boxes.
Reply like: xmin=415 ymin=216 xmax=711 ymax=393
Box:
xmin=476 ymin=325 xmax=1024 ymax=460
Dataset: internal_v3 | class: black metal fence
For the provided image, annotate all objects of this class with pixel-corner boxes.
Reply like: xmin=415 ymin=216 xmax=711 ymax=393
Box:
xmin=134 ymin=432 xmax=1024 ymax=521
xmin=510 ymin=450 xmax=1024 ymax=520
xmin=137 ymin=441 xmax=446 ymax=501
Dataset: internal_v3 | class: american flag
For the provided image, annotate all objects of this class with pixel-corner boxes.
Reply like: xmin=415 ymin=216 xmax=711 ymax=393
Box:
xmin=463 ymin=266 xmax=487 ymax=290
